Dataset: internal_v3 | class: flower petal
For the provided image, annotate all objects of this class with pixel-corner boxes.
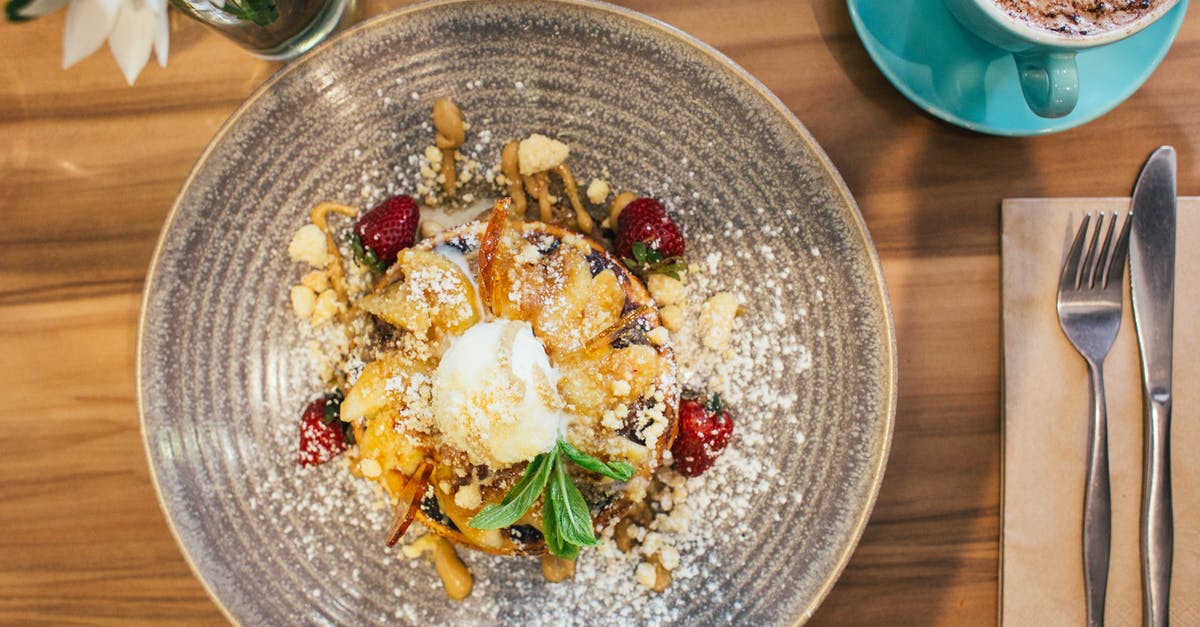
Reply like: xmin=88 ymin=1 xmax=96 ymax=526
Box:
xmin=18 ymin=0 xmax=70 ymax=18
xmin=153 ymin=6 xmax=168 ymax=67
xmin=63 ymin=0 xmax=117 ymax=69
xmin=95 ymin=0 xmax=122 ymax=17
xmin=108 ymin=0 xmax=156 ymax=84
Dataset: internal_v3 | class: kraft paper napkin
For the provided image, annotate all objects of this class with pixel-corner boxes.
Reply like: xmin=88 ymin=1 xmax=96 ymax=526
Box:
xmin=1001 ymin=198 xmax=1198 ymax=626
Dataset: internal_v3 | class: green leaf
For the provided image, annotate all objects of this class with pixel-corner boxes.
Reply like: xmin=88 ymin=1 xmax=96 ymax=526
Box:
xmin=706 ymin=393 xmax=724 ymax=414
xmin=217 ymin=0 xmax=279 ymax=25
xmin=656 ymin=261 xmax=687 ymax=281
xmin=322 ymin=390 xmax=344 ymax=424
xmin=558 ymin=440 xmax=635 ymax=481
xmin=5 ymin=0 xmax=34 ymax=22
xmin=541 ymin=494 xmax=579 ymax=560
xmin=346 ymin=231 xmax=386 ymax=273
xmin=631 ymin=241 xmax=662 ymax=264
xmin=548 ymin=455 xmax=600 ymax=548
xmin=468 ymin=453 xmax=553 ymax=529
xmin=624 ymin=241 xmax=685 ymax=282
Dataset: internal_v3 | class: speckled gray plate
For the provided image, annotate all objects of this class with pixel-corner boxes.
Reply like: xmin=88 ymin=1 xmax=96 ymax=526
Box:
xmin=138 ymin=1 xmax=896 ymax=624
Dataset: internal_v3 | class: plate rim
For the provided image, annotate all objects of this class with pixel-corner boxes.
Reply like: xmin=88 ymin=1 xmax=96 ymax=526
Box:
xmin=137 ymin=1 xmax=898 ymax=623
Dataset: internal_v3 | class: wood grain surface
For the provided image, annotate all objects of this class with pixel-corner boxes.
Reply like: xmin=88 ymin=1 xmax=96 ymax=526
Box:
xmin=1 ymin=1 xmax=1197 ymax=624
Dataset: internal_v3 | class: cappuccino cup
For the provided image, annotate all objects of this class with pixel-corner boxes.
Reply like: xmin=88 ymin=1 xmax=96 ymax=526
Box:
xmin=941 ymin=0 xmax=1183 ymax=117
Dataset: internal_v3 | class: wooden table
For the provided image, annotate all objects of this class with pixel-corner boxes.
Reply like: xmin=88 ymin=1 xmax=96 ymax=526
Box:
xmin=2 ymin=0 xmax=1196 ymax=623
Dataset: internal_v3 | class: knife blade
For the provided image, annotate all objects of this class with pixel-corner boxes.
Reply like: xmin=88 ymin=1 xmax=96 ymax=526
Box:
xmin=1129 ymin=145 xmax=1176 ymax=627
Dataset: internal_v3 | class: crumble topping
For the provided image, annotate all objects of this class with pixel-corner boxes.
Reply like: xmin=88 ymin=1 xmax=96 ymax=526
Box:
xmin=289 ymin=223 xmax=330 ymax=268
xmin=586 ymin=178 xmax=610 ymax=204
xmin=517 ymin=133 xmax=570 ymax=175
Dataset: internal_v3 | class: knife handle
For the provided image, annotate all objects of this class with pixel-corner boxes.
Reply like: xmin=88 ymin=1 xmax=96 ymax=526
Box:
xmin=1141 ymin=392 xmax=1172 ymax=627
xmin=1083 ymin=361 xmax=1111 ymax=627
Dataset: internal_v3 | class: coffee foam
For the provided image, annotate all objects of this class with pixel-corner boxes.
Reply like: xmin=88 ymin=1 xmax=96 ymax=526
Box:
xmin=991 ymin=0 xmax=1162 ymax=36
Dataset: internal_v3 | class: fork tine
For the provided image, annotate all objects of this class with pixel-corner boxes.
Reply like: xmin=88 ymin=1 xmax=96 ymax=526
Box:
xmin=1101 ymin=212 xmax=1132 ymax=290
xmin=1083 ymin=211 xmax=1107 ymax=289
xmin=1060 ymin=213 xmax=1092 ymax=291
xmin=1090 ymin=212 xmax=1117 ymax=289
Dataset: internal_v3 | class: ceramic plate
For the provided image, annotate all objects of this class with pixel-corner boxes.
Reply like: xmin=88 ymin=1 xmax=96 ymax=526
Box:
xmin=138 ymin=1 xmax=896 ymax=624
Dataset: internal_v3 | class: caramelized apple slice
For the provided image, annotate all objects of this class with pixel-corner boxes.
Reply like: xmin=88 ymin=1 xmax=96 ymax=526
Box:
xmin=559 ymin=343 xmax=664 ymax=421
xmin=341 ymin=350 xmax=431 ymax=422
xmin=360 ymin=249 xmax=479 ymax=338
xmin=343 ymin=350 xmax=434 ymax=483
xmin=480 ymin=212 xmax=626 ymax=357
xmin=532 ymin=261 xmax=624 ymax=357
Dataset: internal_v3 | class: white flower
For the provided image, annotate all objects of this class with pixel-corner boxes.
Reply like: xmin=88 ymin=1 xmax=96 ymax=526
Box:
xmin=20 ymin=0 xmax=168 ymax=85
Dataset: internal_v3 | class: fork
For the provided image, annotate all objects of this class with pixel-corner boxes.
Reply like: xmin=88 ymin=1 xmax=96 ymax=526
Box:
xmin=1056 ymin=211 xmax=1131 ymax=627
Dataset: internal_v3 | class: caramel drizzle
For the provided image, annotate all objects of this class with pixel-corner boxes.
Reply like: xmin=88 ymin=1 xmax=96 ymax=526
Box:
xmin=501 ymin=141 xmax=527 ymax=214
xmin=433 ymin=98 xmax=465 ymax=197
xmin=310 ymin=201 xmax=357 ymax=309
xmin=554 ymin=163 xmax=594 ymax=233
xmin=309 ymin=202 xmax=363 ymax=377
xmin=500 ymin=140 xmax=592 ymax=234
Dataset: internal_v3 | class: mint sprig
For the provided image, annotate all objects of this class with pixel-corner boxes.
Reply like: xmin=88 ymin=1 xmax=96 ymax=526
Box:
xmin=623 ymin=241 xmax=686 ymax=280
xmin=468 ymin=440 xmax=633 ymax=559
xmin=217 ymin=0 xmax=279 ymax=25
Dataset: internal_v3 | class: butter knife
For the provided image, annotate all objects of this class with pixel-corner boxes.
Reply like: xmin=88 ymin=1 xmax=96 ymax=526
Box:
xmin=1129 ymin=146 xmax=1176 ymax=627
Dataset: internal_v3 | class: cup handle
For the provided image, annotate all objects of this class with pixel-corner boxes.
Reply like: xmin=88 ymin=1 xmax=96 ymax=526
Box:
xmin=1013 ymin=50 xmax=1078 ymax=118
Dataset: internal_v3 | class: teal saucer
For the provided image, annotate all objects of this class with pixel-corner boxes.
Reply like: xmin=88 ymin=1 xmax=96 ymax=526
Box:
xmin=847 ymin=0 xmax=1188 ymax=136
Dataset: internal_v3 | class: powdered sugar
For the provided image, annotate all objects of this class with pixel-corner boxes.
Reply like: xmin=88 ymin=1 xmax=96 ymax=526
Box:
xmin=268 ymin=104 xmax=820 ymax=623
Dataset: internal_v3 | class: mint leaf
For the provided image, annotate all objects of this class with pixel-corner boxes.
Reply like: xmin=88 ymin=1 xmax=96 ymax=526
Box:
xmin=541 ymin=492 xmax=579 ymax=560
xmin=559 ymin=440 xmax=634 ymax=482
xmin=217 ymin=0 xmax=279 ymax=25
xmin=5 ymin=0 xmax=34 ymax=22
xmin=548 ymin=455 xmax=600 ymax=548
xmin=468 ymin=453 xmax=553 ymax=529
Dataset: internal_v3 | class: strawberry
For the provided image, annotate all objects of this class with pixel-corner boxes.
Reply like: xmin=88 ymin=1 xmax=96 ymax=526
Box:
xmin=298 ymin=396 xmax=347 ymax=466
xmin=352 ymin=195 xmax=419 ymax=268
xmin=670 ymin=392 xmax=734 ymax=477
xmin=614 ymin=198 xmax=685 ymax=261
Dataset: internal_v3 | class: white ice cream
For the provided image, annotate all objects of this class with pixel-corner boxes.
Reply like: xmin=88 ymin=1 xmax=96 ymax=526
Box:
xmin=432 ymin=319 xmax=565 ymax=467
